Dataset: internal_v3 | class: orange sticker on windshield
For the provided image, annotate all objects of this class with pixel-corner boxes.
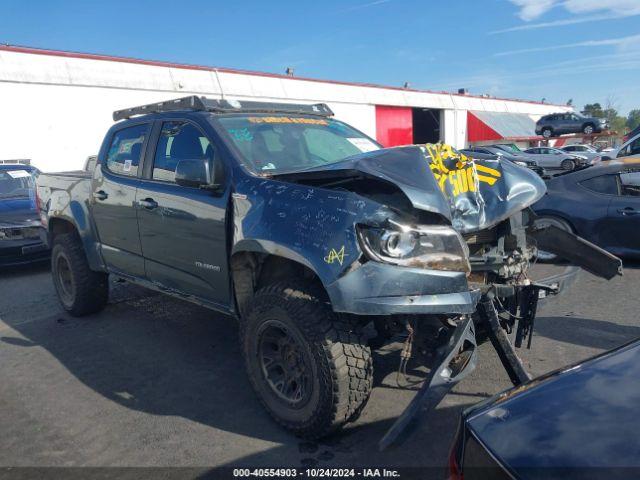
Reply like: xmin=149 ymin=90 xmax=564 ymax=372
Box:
xmin=247 ymin=117 xmax=328 ymax=125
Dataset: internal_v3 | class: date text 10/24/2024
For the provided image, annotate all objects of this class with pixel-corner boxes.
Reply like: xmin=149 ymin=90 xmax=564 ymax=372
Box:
xmin=233 ymin=469 xmax=401 ymax=478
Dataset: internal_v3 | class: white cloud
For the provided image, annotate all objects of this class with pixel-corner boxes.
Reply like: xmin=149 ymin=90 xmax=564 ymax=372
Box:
xmin=563 ymin=0 xmax=640 ymax=16
xmin=508 ymin=0 xmax=558 ymax=20
xmin=494 ymin=33 xmax=640 ymax=56
xmin=339 ymin=0 xmax=393 ymax=13
xmin=490 ymin=11 xmax=632 ymax=33
xmin=501 ymin=0 xmax=640 ymax=31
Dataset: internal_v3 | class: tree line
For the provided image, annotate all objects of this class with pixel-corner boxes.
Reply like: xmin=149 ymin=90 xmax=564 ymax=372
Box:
xmin=580 ymin=102 xmax=640 ymax=135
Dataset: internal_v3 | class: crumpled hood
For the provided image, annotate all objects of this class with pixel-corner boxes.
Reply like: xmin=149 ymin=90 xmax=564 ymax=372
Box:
xmin=278 ymin=145 xmax=546 ymax=233
xmin=0 ymin=196 xmax=39 ymax=228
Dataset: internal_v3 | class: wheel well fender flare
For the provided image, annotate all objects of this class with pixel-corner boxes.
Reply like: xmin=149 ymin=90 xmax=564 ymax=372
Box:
xmin=230 ymin=240 xmax=328 ymax=316
xmin=48 ymin=211 xmax=104 ymax=271
xmin=533 ymin=212 xmax=576 ymax=233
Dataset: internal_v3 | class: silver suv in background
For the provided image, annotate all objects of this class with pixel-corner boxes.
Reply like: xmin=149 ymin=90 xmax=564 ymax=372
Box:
xmin=535 ymin=112 xmax=608 ymax=138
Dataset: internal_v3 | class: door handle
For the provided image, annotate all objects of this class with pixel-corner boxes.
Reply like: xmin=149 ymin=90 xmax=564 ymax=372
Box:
xmin=617 ymin=207 xmax=639 ymax=216
xmin=138 ymin=198 xmax=158 ymax=210
xmin=93 ymin=190 xmax=108 ymax=201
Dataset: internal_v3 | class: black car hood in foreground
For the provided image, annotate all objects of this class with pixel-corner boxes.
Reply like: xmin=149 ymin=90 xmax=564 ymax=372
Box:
xmin=276 ymin=145 xmax=546 ymax=233
xmin=465 ymin=340 xmax=640 ymax=477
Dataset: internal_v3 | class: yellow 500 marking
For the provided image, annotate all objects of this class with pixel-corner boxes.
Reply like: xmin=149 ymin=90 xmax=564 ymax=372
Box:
xmin=425 ymin=144 xmax=502 ymax=196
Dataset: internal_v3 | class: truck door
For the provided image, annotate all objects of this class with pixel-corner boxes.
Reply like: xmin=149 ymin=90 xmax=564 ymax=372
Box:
xmin=136 ymin=120 xmax=230 ymax=308
xmin=602 ymin=170 xmax=640 ymax=256
xmin=91 ymin=123 xmax=149 ymax=277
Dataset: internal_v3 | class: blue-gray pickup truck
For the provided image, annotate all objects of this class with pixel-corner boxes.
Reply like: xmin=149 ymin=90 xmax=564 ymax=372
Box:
xmin=36 ymin=96 xmax=622 ymax=447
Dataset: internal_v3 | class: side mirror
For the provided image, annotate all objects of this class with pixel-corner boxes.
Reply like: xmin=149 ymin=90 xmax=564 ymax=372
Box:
xmin=175 ymin=159 xmax=212 ymax=188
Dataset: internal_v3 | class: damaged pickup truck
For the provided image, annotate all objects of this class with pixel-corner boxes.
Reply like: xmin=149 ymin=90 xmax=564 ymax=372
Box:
xmin=36 ymin=96 xmax=622 ymax=448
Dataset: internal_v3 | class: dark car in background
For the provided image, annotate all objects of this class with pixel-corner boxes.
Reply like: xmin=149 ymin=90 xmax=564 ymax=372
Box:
xmin=533 ymin=158 xmax=640 ymax=259
xmin=448 ymin=339 xmax=640 ymax=480
xmin=488 ymin=143 xmax=523 ymax=154
xmin=535 ymin=112 xmax=608 ymax=138
xmin=460 ymin=146 xmax=545 ymax=176
xmin=0 ymin=164 xmax=49 ymax=267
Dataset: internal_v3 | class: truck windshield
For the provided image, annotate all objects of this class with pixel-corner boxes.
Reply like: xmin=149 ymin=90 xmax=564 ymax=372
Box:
xmin=0 ymin=169 xmax=35 ymax=199
xmin=216 ymin=115 xmax=381 ymax=174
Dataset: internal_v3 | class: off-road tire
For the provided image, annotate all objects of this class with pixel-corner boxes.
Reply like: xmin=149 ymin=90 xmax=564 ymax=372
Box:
xmin=583 ymin=123 xmax=595 ymax=135
xmin=561 ymin=159 xmax=576 ymax=170
xmin=241 ymin=281 xmax=373 ymax=438
xmin=542 ymin=127 xmax=553 ymax=138
xmin=51 ymin=232 xmax=109 ymax=316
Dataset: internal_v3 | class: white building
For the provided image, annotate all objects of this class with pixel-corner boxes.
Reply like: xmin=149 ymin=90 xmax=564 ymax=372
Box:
xmin=0 ymin=45 xmax=571 ymax=172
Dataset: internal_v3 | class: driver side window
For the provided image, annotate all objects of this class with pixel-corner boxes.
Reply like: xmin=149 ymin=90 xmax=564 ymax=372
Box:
xmin=152 ymin=122 xmax=213 ymax=183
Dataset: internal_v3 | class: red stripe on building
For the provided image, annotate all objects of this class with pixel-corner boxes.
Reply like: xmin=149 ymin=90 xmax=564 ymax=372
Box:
xmin=375 ymin=106 xmax=413 ymax=147
xmin=467 ymin=112 xmax=502 ymax=142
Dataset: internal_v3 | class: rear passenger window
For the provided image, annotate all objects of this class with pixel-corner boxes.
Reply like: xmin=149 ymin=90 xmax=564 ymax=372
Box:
xmin=152 ymin=122 xmax=213 ymax=182
xmin=105 ymin=124 xmax=148 ymax=177
xmin=580 ymin=175 xmax=618 ymax=195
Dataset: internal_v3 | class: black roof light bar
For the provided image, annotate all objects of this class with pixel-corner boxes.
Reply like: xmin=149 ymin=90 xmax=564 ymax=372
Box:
xmin=113 ymin=96 xmax=334 ymax=121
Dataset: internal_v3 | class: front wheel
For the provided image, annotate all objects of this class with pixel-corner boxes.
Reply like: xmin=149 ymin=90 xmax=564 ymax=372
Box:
xmin=561 ymin=159 xmax=576 ymax=170
xmin=542 ymin=127 xmax=553 ymax=138
xmin=51 ymin=232 xmax=109 ymax=316
xmin=583 ymin=124 xmax=595 ymax=135
xmin=241 ymin=282 xmax=373 ymax=438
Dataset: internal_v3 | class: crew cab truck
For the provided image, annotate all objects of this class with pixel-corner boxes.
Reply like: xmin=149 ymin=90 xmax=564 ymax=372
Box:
xmin=37 ymin=96 xmax=622 ymax=448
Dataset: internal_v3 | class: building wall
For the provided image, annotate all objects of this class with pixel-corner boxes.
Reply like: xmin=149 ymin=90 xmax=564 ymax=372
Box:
xmin=0 ymin=47 xmax=570 ymax=172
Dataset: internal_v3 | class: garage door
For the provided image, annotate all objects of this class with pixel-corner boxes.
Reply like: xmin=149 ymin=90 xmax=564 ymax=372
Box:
xmin=375 ymin=106 xmax=412 ymax=147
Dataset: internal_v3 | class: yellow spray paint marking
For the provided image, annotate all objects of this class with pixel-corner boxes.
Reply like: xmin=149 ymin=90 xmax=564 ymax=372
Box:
xmin=247 ymin=117 xmax=328 ymax=125
xmin=425 ymin=143 xmax=501 ymax=196
xmin=324 ymin=246 xmax=347 ymax=266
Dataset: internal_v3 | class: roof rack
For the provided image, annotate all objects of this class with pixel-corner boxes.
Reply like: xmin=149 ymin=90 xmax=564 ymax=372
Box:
xmin=113 ymin=95 xmax=334 ymax=121
xmin=0 ymin=159 xmax=31 ymax=165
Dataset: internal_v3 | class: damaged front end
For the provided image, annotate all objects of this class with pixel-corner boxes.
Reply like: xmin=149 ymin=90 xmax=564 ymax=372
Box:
xmin=266 ymin=143 xmax=622 ymax=449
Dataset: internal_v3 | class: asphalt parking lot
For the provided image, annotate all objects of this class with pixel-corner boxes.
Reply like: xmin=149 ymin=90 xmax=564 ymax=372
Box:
xmin=1 ymin=261 xmax=639 ymax=476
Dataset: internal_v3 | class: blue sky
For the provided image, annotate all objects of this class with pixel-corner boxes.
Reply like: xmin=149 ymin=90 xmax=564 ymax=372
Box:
xmin=2 ymin=0 xmax=639 ymax=114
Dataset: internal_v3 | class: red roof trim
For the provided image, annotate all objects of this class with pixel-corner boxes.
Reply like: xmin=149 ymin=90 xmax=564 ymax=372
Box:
xmin=0 ymin=44 xmax=568 ymax=108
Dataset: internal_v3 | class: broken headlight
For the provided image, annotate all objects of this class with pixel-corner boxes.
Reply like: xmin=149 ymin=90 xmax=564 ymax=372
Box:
xmin=357 ymin=222 xmax=470 ymax=272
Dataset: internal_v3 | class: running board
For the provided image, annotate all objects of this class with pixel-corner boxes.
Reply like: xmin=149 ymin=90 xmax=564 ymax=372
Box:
xmin=528 ymin=225 xmax=623 ymax=280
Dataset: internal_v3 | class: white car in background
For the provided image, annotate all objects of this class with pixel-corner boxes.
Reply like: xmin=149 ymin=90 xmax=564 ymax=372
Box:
xmin=615 ymin=132 xmax=640 ymax=159
xmin=523 ymin=146 xmax=590 ymax=170
xmin=560 ymin=144 xmax=604 ymax=162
